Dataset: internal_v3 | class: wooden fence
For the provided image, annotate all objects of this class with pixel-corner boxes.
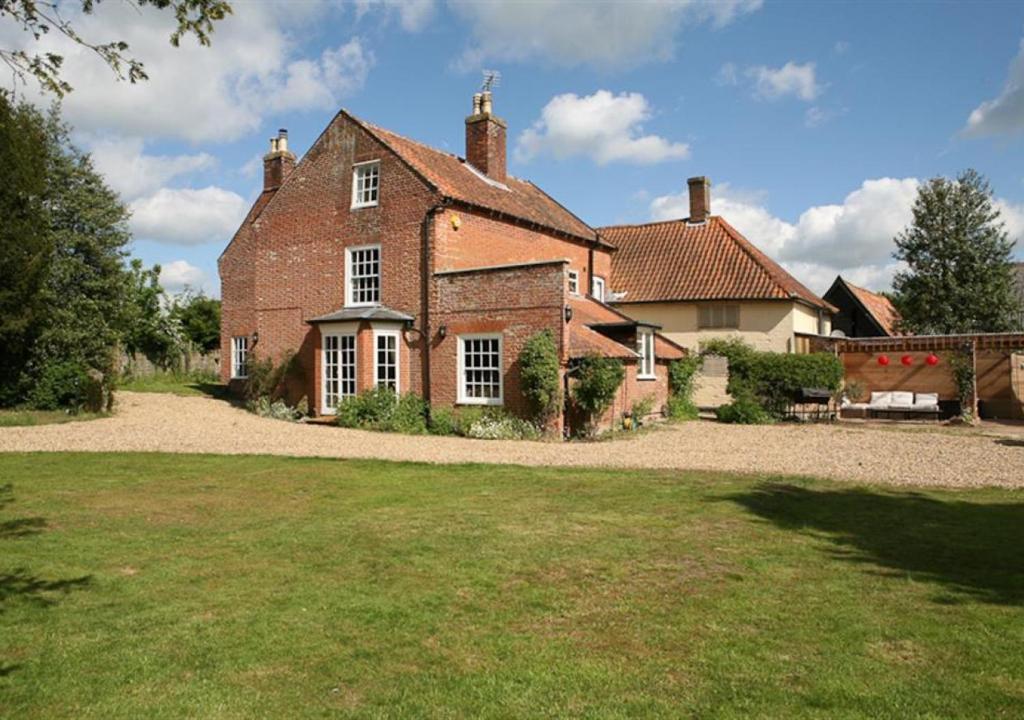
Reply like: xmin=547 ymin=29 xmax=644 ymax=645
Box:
xmin=118 ymin=349 xmax=220 ymax=378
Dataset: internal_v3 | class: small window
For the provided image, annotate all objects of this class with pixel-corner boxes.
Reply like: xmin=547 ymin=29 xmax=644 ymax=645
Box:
xmin=567 ymin=270 xmax=580 ymax=295
xmin=699 ymin=304 xmax=740 ymax=329
xmin=231 ymin=336 xmax=249 ymax=379
xmin=351 ymin=160 xmax=380 ymax=209
xmin=591 ymin=275 xmax=606 ymax=302
xmin=374 ymin=330 xmax=399 ymax=393
xmin=637 ymin=328 xmax=655 ymax=379
xmin=458 ymin=334 xmax=503 ymax=405
xmin=346 ymin=244 xmax=381 ymax=307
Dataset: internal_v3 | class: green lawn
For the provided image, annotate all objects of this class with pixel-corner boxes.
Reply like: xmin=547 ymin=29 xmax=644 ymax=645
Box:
xmin=0 ymin=409 xmax=107 ymax=427
xmin=118 ymin=371 xmax=225 ymax=397
xmin=1 ymin=454 xmax=1022 ymax=718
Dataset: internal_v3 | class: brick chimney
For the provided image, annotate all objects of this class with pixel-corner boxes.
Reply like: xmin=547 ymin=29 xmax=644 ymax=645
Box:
xmin=263 ymin=129 xmax=296 ymax=191
xmin=465 ymin=91 xmax=507 ymax=182
xmin=687 ymin=176 xmax=711 ymax=224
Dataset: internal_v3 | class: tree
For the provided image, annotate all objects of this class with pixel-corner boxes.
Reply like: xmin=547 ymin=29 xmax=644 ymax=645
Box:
xmin=170 ymin=289 xmax=220 ymax=353
xmin=121 ymin=260 xmax=183 ymax=367
xmin=517 ymin=330 xmax=561 ymax=423
xmin=892 ymin=169 xmax=1022 ymax=334
xmin=0 ymin=94 xmax=50 ymax=404
xmin=1 ymin=0 xmax=232 ymax=96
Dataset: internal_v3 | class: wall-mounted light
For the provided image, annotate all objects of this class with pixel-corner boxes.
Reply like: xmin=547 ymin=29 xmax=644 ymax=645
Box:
xmin=438 ymin=325 xmax=448 ymax=340
xmin=252 ymin=330 xmax=260 ymax=345
xmin=451 ymin=215 xmax=461 ymax=230
xmin=564 ymin=306 xmax=573 ymax=323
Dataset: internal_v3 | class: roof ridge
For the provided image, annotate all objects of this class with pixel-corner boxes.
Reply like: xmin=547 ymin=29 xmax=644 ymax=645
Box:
xmin=598 ymin=217 xmax=700 ymax=232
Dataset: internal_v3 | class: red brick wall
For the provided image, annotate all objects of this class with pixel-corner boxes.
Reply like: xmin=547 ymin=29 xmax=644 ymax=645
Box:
xmin=434 ymin=208 xmax=610 ymax=297
xmin=218 ymin=112 xmax=439 ymax=403
xmin=432 ymin=261 xmax=568 ymax=424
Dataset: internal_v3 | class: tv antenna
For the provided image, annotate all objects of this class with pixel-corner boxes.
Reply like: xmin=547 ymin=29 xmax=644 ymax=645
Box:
xmin=481 ymin=69 xmax=501 ymax=93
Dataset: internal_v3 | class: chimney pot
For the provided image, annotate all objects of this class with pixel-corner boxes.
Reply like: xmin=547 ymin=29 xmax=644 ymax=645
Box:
xmin=263 ymin=128 xmax=296 ymax=192
xmin=472 ymin=93 xmax=482 ymax=115
xmin=480 ymin=91 xmax=493 ymax=115
xmin=687 ymin=176 xmax=711 ymax=224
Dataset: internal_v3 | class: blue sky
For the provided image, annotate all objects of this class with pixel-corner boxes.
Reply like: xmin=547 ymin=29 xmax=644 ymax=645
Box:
xmin=8 ymin=0 xmax=1024 ymax=296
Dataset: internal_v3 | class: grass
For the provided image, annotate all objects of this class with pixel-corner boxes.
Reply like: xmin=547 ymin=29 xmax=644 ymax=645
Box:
xmin=1 ymin=453 xmax=1022 ymax=718
xmin=0 ymin=409 xmax=107 ymax=427
xmin=118 ymin=371 xmax=225 ymax=398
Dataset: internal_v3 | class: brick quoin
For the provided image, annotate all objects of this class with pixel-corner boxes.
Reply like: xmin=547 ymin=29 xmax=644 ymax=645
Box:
xmin=219 ymin=103 xmax=682 ymax=435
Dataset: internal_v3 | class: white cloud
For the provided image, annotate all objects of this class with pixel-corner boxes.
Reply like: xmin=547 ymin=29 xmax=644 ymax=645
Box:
xmin=448 ymin=0 xmax=761 ymax=70
xmin=8 ymin=2 xmax=373 ymax=142
xmin=159 ymin=260 xmax=207 ymax=293
xmin=964 ymin=37 xmax=1024 ymax=137
xmin=995 ymin=198 xmax=1024 ymax=249
xmin=130 ymin=187 xmax=247 ymax=246
xmin=650 ymin=178 xmax=921 ymax=293
xmin=354 ymin=0 xmax=437 ymax=32
xmin=516 ymin=91 xmax=690 ymax=165
xmin=746 ymin=61 xmax=822 ymax=102
xmin=89 ymin=138 xmax=214 ymax=201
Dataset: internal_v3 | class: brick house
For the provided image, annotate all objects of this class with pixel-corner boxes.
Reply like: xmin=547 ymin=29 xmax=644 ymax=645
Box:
xmin=601 ymin=178 xmax=836 ymax=354
xmin=219 ymin=92 xmax=685 ymax=434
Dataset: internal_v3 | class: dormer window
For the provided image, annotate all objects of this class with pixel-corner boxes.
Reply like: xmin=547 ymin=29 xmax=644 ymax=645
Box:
xmin=351 ymin=160 xmax=380 ymax=209
xmin=346 ymin=244 xmax=381 ymax=306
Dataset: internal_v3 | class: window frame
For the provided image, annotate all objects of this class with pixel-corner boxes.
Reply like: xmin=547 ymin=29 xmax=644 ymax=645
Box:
xmin=350 ymin=160 xmax=380 ymax=209
xmin=345 ymin=243 xmax=382 ymax=308
xmin=567 ymin=269 xmax=580 ymax=295
xmin=373 ymin=329 xmax=400 ymax=394
xmin=637 ymin=327 xmax=656 ymax=380
xmin=698 ymin=303 xmax=741 ymax=330
xmin=591 ymin=275 xmax=606 ymax=302
xmin=457 ymin=333 xmax=504 ymax=406
xmin=321 ymin=332 xmax=357 ymax=414
xmin=230 ymin=336 xmax=249 ymax=379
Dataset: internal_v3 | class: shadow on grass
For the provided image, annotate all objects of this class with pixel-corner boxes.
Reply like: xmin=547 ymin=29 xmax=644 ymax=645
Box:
xmin=995 ymin=438 xmax=1024 ymax=448
xmin=1 ymin=485 xmax=92 ymax=678
xmin=729 ymin=483 xmax=1024 ymax=605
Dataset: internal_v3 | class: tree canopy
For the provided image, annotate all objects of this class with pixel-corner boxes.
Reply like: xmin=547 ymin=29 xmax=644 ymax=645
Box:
xmin=892 ymin=169 xmax=1022 ymax=334
xmin=1 ymin=0 xmax=232 ymax=96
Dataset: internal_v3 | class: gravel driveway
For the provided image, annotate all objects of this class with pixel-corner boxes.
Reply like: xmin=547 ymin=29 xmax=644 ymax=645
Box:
xmin=1 ymin=392 xmax=1022 ymax=488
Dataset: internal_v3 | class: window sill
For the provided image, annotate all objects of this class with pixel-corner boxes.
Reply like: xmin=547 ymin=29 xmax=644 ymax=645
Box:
xmin=637 ymin=375 xmax=658 ymax=381
xmin=456 ymin=399 xmax=504 ymax=406
xmin=351 ymin=202 xmax=379 ymax=210
xmin=345 ymin=301 xmax=382 ymax=308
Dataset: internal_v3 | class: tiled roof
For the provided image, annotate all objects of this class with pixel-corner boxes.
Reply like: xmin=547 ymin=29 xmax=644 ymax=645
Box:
xmin=841 ymin=278 xmax=901 ymax=336
xmin=568 ymin=296 xmax=686 ymax=360
xmin=354 ymin=116 xmax=603 ymax=245
xmin=601 ymin=216 xmax=834 ymax=311
xmin=307 ymin=306 xmax=414 ymax=324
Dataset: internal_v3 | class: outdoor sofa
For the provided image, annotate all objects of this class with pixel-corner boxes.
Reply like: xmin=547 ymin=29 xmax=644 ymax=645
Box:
xmin=841 ymin=391 xmax=941 ymax=421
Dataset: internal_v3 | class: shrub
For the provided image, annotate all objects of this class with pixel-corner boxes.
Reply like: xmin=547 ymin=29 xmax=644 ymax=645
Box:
xmin=630 ymin=394 xmax=656 ymax=423
xmin=666 ymin=395 xmax=700 ymax=421
xmin=244 ymin=350 xmax=304 ymax=403
xmin=571 ymin=354 xmax=625 ymax=435
xmin=518 ymin=330 xmax=562 ymax=423
xmin=465 ymin=409 xmax=540 ymax=440
xmin=428 ymin=406 xmax=457 ymax=436
xmin=715 ymin=391 xmax=773 ymax=424
xmin=947 ymin=350 xmax=975 ymax=422
xmin=391 ymin=393 xmax=428 ymax=434
xmin=668 ymin=355 xmax=702 ymax=401
xmin=735 ymin=352 xmax=843 ymax=418
xmin=453 ymin=406 xmax=485 ymax=436
xmin=249 ymin=396 xmax=300 ymax=422
xmin=28 ymin=361 xmax=92 ymax=411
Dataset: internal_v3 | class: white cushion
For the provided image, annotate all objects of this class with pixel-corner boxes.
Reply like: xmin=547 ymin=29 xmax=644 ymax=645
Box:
xmin=914 ymin=393 xmax=939 ymax=407
xmin=869 ymin=391 xmax=893 ymax=407
xmin=890 ymin=391 xmax=914 ymax=406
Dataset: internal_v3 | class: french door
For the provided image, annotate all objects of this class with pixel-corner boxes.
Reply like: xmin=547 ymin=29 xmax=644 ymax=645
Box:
xmin=323 ymin=334 xmax=356 ymax=413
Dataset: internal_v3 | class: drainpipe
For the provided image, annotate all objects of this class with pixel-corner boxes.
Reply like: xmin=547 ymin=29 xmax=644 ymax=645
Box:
xmin=420 ymin=199 xmax=451 ymax=408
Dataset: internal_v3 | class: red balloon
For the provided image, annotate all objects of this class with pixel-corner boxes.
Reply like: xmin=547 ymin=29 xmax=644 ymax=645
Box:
xmin=925 ymin=354 xmax=939 ymax=366
xmin=877 ymin=355 xmax=890 ymax=366
xmin=901 ymin=354 xmax=913 ymax=366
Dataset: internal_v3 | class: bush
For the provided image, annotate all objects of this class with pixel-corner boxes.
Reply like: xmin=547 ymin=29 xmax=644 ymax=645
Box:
xmin=464 ymin=409 xmax=540 ymax=440
xmin=666 ymin=395 xmax=699 ymax=421
xmin=630 ymin=394 xmax=656 ymax=423
xmin=735 ymin=352 xmax=843 ymax=418
xmin=668 ymin=355 xmax=702 ymax=400
xmin=518 ymin=330 xmax=562 ymax=423
xmin=428 ymin=406 xmax=457 ymax=436
xmin=336 ymin=388 xmax=428 ymax=434
xmin=715 ymin=392 xmax=773 ymax=424
xmin=452 ymin=406 xmax=485 ymax=436
xmin=391 ymin=393 xmax=428 ymax=434
xmin=28 ymin=361 xmax=92 ymax=411
xmin=244 ymin=350 xmax=304 ymax=403
xmin=249 ymin=396 xmax=300 ymax=422
xmin=571 ymin=354 xmax=625 ymax=435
